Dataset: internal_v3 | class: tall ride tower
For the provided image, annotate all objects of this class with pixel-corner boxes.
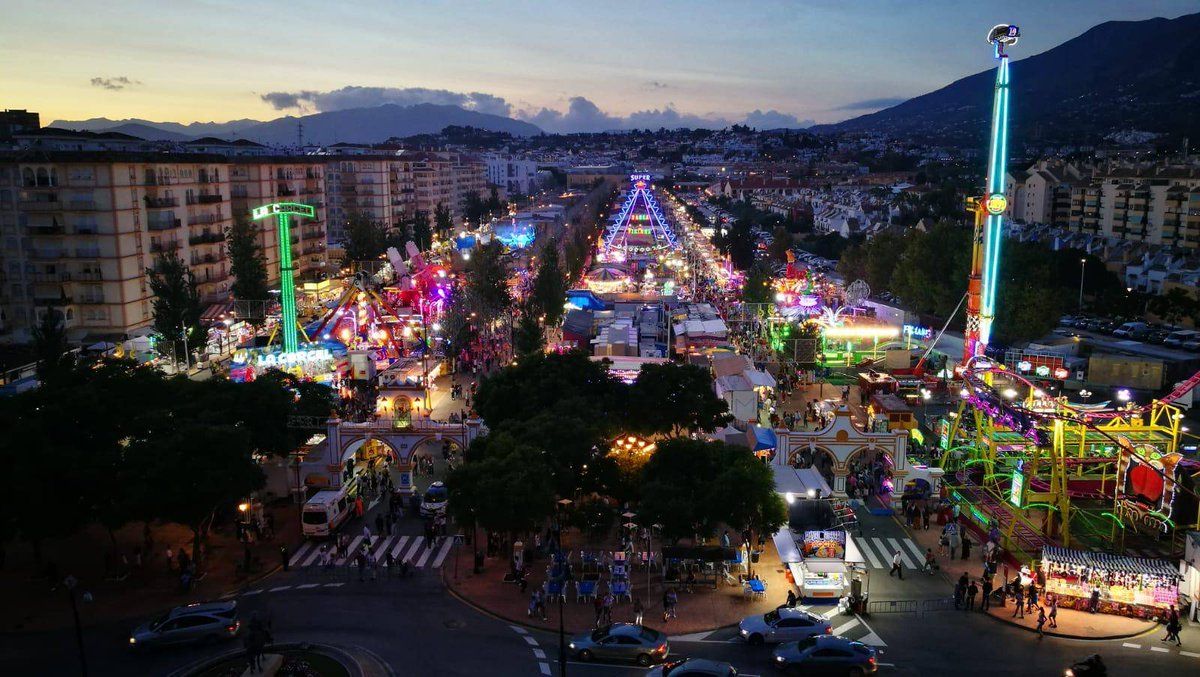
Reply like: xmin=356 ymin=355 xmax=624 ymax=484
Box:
xmin=964 ymin=24 xmax=1020 ymax=364
xmin=252 ymin=201 xmax=316 ymax=354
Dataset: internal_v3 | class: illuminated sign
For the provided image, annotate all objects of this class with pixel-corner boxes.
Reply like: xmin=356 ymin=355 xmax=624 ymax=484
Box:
xmin=1035 ymin=365 xmax=1050 ymax=377
xmin=1009 ymin=461 xmax=1024 ymax=507
xmin=1053 ymin=367 xmax=1070 ymax=380
xmin=822 ymin=325 xmax=901 ymax=339
xmin=232 ymin=346 xmax=333 ymax=369
xmin=903 ymin=324 xmax=932 ymax=339
xmin=629 ymin=173 xmax=652 ymax=182
xmin=251 ymin=202 xmax=316 ymax=220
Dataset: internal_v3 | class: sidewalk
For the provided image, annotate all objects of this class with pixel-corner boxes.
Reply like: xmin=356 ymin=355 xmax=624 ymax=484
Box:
xmin=445 ymin=532 xmax=800 ymax=636
xmin=0 ymin=502 xmax=299 ymax=633
xmin=900 ymin=508 xmax=1156 ymax=640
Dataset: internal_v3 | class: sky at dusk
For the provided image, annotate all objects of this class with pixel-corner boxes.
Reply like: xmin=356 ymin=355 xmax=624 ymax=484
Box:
xmin=2 ymin=0 xmax=1196 ymax=132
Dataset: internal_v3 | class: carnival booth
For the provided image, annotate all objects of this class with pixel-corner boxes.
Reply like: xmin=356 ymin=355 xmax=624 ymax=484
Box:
xmin=774 ymin=481 xmax=867 ymax=602
xmin=1041 ymin=546 xmax=1182 ymax=619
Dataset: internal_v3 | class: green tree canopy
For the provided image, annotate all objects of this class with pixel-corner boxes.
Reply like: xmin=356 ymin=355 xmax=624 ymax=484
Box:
xmin=446 ymin=432 xmax=555 ymax=536
xmin=411 ymin=210 xmax=433 ymax=252
xmin=226 ymin=218 xmax=270 ymax=304
xmin=628 ymin=362 xmax=731 ymax=436
xmin=742 ymin=261 xmax=775 ymax=306
xmin=434 ymin=202 xmax=454 ymax=236
xmin=530 ymin=244 xmax=569 ymax=326
xmin=474 ymin=351 xmax=624 ymax=431
xmin=32 ymin=308 xmax=73 ymax=386
xmin=341 ymin=212 xmax=387 ymax=265
xmin=146 ymin=251 xmax=204 ymax=362
xmin=463 ymin=240 xmax=511 ymax=323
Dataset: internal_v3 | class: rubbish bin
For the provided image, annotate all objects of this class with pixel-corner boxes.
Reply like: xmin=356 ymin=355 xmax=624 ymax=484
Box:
xmin=750 ymin=550 xmax=761 ymax=564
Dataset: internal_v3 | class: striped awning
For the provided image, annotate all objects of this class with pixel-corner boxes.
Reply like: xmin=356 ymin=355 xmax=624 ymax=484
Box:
xmin=200 ymin=300 xmax=235 ymax=322
xmin=1042 ymin=545 xmax=1179 ymax=578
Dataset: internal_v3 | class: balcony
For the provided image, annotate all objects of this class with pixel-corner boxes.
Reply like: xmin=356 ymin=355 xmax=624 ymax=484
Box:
xmin=201 ymin=272 xmax=230 ymax=283
xmin=189 ymin=213 xmax=221 ymax=226
xmin=148 ymin=218 xmax=182 ymax=231
xmin=74 ymin=248 xmax=101 ymax=258
xmin=29 ymin=248 xmax=68 ymax=260
xmin=278 ymin=187 xmax=297 ymax=197
xmin=31 ymin=271 xmax=68 ymax=282
xmin=74 ymin=270 xmax=103 ymax=282
xmin=190 ymin=253 xmax=218 ymax=265
xmin=301 ymin=228 xmax=326 ymax=240
xmin=150 ymin=241 xmax=179 ymax=253
xmin=189 ymin=232 xmax=225 ymax=246
xmin=196 ymin=194 xmax=224 ymax=205
xmin=145 ymin=196 xmax=178 ymax=209
xmin=26 ymin=223 xmax=66 ymax=236
xmin=67 ymin=200 xmax=97 ymax=211
xmin=20 ymin=197 xmax=62 ymax=211
xmin=33 ymin=296 xmax=72 ymax=307
xmin=76 ymin=297 xmax=106 ymax=305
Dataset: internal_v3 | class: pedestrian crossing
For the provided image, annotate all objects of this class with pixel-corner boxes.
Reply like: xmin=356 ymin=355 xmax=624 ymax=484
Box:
xmin=854 ymin=535 xmax=926 ymax=570
xmin=287 ymin=533 xmax=457 ymax=571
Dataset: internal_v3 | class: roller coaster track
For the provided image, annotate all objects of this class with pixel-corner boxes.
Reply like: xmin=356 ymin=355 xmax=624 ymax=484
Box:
xmin=953 ymin=468 xmax=1049 ymax=560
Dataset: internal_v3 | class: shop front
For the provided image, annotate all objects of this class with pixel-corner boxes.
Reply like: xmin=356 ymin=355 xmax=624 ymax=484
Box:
xmin=1041 ymin=546 xmax=1181 ymax=620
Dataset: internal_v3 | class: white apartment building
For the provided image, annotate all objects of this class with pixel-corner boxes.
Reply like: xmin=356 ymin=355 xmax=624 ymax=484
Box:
xmin=229 ymin=158 xmax=328 ymax=284
xmin=484 ymin=154 xmax=539 ymax=198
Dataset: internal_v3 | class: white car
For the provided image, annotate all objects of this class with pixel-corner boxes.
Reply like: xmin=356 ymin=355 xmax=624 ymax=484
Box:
xmin=419 ymin=481 xmax=448 ymax=518
xmin=738 ymin=607 xmax=831 ymax=645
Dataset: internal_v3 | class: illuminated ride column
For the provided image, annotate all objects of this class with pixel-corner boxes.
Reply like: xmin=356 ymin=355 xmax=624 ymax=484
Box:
xmin=252 ymin=201 xmax=316 ymax=354
xmin=964 ymin=24 xmax=1019 ymax=365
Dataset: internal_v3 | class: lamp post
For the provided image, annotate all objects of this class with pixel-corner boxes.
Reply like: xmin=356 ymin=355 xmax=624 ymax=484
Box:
xmin=1078 ymin=258 xmax=1087 ymax=311
xmin=64 ymin=575 xmax=91 ymax=677
xmin=555 ymin=498 xmax=573 ymax=677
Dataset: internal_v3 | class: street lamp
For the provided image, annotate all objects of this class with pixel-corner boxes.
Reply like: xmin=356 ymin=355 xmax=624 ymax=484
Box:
xmin=64 ymin=574 xmax=92 ymax=676
xmin=1078 ymin=258 xmax=1087 ymax=311
xmin=554 ymin=498 xmax=573 ymax=677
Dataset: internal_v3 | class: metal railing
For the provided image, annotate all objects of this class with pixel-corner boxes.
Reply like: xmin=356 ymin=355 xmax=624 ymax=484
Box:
xmin=864 ymin=597 xmax=955 ymax=615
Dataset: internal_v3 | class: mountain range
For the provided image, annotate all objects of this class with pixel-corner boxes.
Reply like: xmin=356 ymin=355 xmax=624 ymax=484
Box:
xmin=51 ymin=103 xmax=542 ymax=145
xmin=814 ymin=12 xmax=1200 ymax=144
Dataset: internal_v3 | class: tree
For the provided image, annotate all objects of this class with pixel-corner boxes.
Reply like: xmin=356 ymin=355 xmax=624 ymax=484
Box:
xmin=742 ymin=261 xmax=774 ymax=306
xmin=446 ymin=432 xmax=555 ymax=538
xmin=146 ymin=251 xmax=203 ymax=364
xmin=411 ymin=210 xmax=433 ymax=252
xmin=463 ymin=240 xmax=511 ymax=323
xmin=474 ymin=351 xmax=624 ymax=431
xmin=628 ymin=362 xmax=731 ymax=436
xmin=463 ymin=192 xmax=487 ymax=226
xmin=225 ymin=218 xmax=270 ymax=304
xmin=434 ymin=202 xmax=454 ymax=236
xmin=767 ymin=225 xmax=793 ymax=264
xmin=512 ymin=303 xmax=545 ymax=357
xmin=31 ymin=308 xmax=73 ymax=385
xmin=1148 ymin=287 xmax=1199 ymax=326
xmin=126 ymin=421 xmax=264 ymax=565
xmin=638 ymin=439 xmax=785 ymax=544
xmin=340 ymin=212 xmax=387 ymax=265
xmin=530 ymin=244 xmax=568 ymax=326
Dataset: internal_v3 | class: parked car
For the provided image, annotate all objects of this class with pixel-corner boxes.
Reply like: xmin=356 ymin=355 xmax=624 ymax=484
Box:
xmin=648 ymin=658 xmax=737 ymax=676
xmin=1059 ymin=315 xmax=1077 ymax=326
xmin=739 ymin=607 xmax=832 ymax=645
xmin=772 ymin=635 xmax=878 ymax=676
xmin=1182 ymin=339 xmax=1200 ymax=352
xmin=569 ymin=623 xmax=669 ymax=666
xmin=1113 ymin=322 xmax=1149 ymax=338
xmin=1165 ymin=330 xmax=1200 ymax=348
xmin=129 ymin=601 xmax=240 ymax=649
xmin=1071 ymin=317 xmax=1094 ymax=329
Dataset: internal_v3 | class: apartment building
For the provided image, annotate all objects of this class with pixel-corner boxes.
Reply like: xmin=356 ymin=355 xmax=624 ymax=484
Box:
xmin=324 ymin=153 xmax=397 ymax=242
xmin=484 ymin=154 xmax=539 ymax=198
xmin=408 ymin=151 xmax=487 ymax=222
xmin=0 ymin=151 xmax=235 ymax=340
xmin=229 ymin=158 xmax=328 ymax=284
xmin=1069 ymin=166 xmax=1200 ymax=249
xmin=1004 ymin=160 xmax=1087 ymax=227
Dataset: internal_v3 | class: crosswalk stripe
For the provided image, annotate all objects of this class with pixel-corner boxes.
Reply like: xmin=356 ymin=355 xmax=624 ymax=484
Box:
xmin=822 ymin=607 xmax=842 ymax=619
xmin=324 ymin=582 xmax=344 ymax=588
xmin=301 ymin=545 xmax=325 ymax=567
xmin=296 ymin=583 xmax=319 ymax=590
xmin=858 ymin=631 xmax=886 ymax=647
xmin=870 ymin=538 xmax=893 ymax=568
xmin=900 ymin=538 xmax=925 ymax=564
xmin=287 ymin=542 xmax=313 ymax=567
xmin=832 ymin=619 xmax=860 ymax=635
xmin=389 ymin=536 xmax=411 ymax=560
xmin=402 ymin=536 xmax=424 ymax=563
xmin=886 ymin=538 xmax=916 ymax=568
xmin=432 ymin=537 xmax=455 ymax=568
xmin=856 ymin=538 xmax=883 ymax=568
xmin=370 ymin=534 xmax=396 ymax=558
xmin=415 ymin=540 xmax=436 ymax=567
xmin=1180 ymin=650 xmax=1200 ymax=658
xmin=338 ymin=535 xmax=364 ymax=564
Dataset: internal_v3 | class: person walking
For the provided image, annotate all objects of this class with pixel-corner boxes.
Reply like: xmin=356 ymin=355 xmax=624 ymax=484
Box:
xmin=1048 ymin=596 xmax=1058 ymax=628
xmin=981 ymin=576 xmax=993 ymax=611
xmin=889 ymin=551 xmax=903 ymax=579
xmin=1011 ymin=585 xmax=1025 ymax=619
xmin=785 ymin=589 xmax=798 ymax=608
xmin=1025 ymin=582 xmax=1038 ymax=614
xmin=1163 ymin=605 xmax=1182 ymax=646
xmin=594 ymin=594 xmax=604 ymax=627
xmin=375 ymin=513 xmax=385 ymax=537
xmin=1036 ymin=605 xmax=1047 ymax=638
xmin=633 ymin=595 xmax=644 ymax=625
xmin=923 ymin=548 xmax=936 ymax=574
xmin=967 ymin=580 xmax=978 ymax=611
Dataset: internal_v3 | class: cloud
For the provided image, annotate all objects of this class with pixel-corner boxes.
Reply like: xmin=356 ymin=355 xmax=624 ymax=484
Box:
xmin=90 ymin=76 xmax=141 ymax=91
xmin=834 ymin=97 xmax=907 ymax=111
xmin=258 ymin=84 xmax=816 ymax=134
xmin=259 ymin=86 xmax=513 ymax=117
xmin=742 ymin=109 xmax=815 ymax=129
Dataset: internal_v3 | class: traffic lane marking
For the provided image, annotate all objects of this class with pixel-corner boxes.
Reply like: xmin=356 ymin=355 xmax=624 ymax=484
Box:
xmin=1150 ymin=646 xmax=1169 ymax=653
xmin=1122 ymin=642 xmax=1142 ymax=648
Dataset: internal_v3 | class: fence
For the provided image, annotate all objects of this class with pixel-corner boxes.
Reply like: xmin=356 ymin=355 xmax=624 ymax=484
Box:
xmin=864 ymin=597 xmax=955 ymax=615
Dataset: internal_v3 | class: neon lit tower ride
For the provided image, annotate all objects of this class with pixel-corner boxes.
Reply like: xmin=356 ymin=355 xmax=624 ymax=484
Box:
xmin=603 ymin=174 xmax=678 ymax=256
xmin=252 ymin=202 xmax=316 ymax=354
xmin=964 ymin=24 xmax=1020 ymax=364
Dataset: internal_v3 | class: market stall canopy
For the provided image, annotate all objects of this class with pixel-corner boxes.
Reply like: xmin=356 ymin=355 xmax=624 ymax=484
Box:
xmin=773 ymin=529 xmax=802 ymax=564
xmin=803 ymin=560 xmax=849 ymax=574
xmin=1042 ymin=546 xmax=1181 ymax=579
xmin=745 ymin=369 xmax=776 ymax=390
xmin=774 ymin=467 xmax=833 ymax=500
xmin=586 ymin=266 xmax=628 ymax=281
xmin=715 ymin=424 xmax=750 ymax=448
xmin=747 ymin=425 xmax=778 ymax=451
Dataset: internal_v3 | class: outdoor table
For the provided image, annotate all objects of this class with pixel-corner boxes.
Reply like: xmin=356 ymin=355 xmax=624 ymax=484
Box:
xmin=748 ymin=579 xmax=766 ymax=597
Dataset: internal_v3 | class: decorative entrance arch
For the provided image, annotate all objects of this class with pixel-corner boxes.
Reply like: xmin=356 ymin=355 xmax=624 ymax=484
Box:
xmin=319 ymin=417 xmax=485 ymax=494
xmin=775 ymin=405 xmax=910 ymax=498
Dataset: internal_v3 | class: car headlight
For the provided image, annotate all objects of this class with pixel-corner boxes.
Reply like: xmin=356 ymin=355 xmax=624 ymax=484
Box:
xmin=740 ymin=628 xmax=749 ymax=636
xmin=775 ymin=655 xmax=785 ymax=662
xmin=129 ymin=637 xmax=137 ymax=645
xmin=569 ymin=643 xmax=576 ymax=650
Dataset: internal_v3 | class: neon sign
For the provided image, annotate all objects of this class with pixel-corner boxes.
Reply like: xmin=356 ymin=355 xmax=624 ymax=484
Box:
xmin=903 ymin=324 xmax=932 ymax=339
xmin=1009 ymin=461 xmax=1024 ymax=507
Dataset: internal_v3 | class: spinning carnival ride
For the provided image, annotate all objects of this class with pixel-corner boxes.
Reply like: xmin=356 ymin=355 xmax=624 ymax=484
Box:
xmin=934 ymin=25 xmax=1200 ymax=563
xmin=601 ymin=174 xmax=679 ymax=261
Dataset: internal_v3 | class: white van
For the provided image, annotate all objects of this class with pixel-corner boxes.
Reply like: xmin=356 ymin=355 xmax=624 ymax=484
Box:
xmin=1113 ymin=322 xmax=1149 ymax=338
xmin=301 ymin=487 xmax=353 ymax=538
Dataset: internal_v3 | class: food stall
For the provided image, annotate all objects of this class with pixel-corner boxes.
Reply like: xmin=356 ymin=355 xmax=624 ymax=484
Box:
xmin=772 ymin=472 xmax=868 ymax=603
xmin=1041 ymin=546 xmax=1182 ymax=619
